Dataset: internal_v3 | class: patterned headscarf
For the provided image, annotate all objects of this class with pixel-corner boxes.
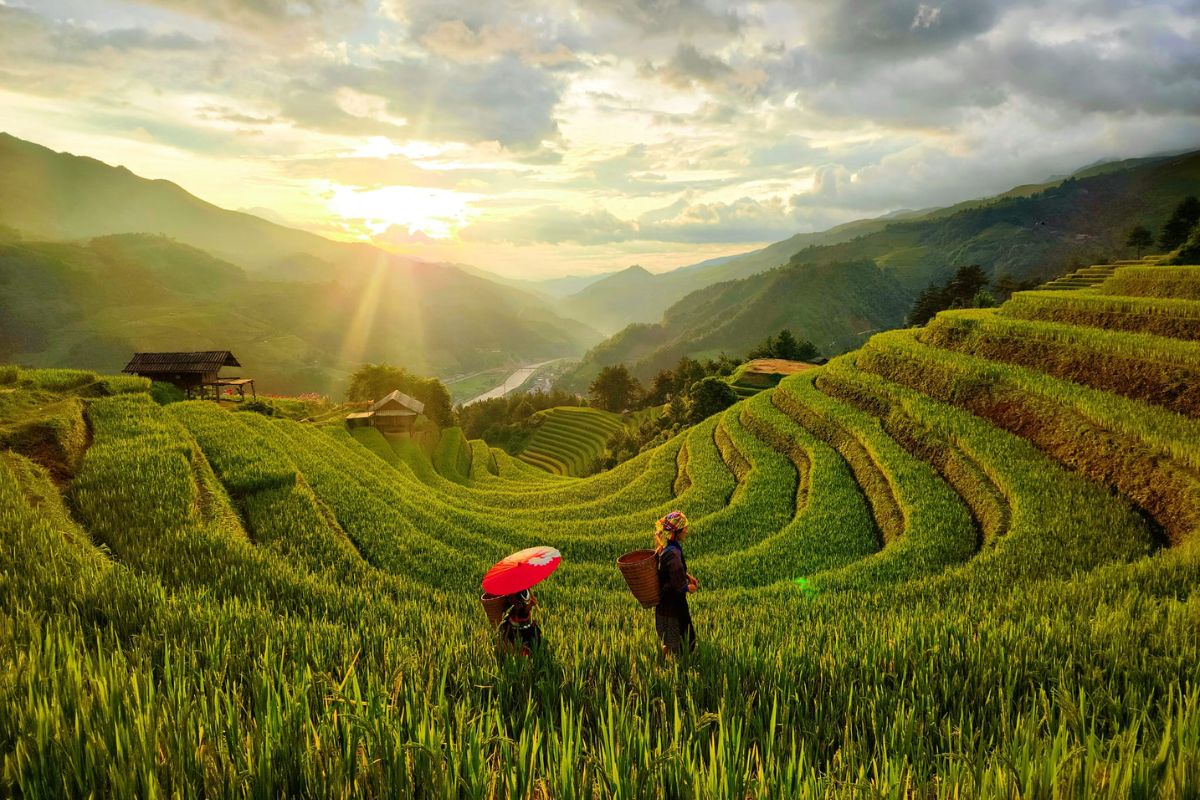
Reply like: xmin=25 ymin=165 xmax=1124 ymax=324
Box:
xmin=654 ymin=510 xmax=689 ymax=551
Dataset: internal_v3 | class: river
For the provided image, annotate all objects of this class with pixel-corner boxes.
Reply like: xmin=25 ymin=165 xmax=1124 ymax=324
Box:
xmin=464 ymin=360 xmax=559 ymax=405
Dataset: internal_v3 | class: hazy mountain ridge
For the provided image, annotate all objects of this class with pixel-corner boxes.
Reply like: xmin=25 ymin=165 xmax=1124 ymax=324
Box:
xmin=0 ymin=134 xmax=603 ymax=391
xmin=563 ymin=147 xmax=1200 ymax=386
xmin=557 ymin=209 xmax=946 ymax=333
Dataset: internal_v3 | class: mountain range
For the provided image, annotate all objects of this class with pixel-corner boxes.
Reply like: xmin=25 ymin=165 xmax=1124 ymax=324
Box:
xmin=561 ymin=147 xmax=1200 ymax=386
xmin=3 ymin=131 xmax=1197 ymax=397
xmin=0 ymin=133 xmax=599 ymax=394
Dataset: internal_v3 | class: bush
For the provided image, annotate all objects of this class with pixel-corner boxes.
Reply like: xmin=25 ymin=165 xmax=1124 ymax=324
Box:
xmin=235 ymin=399 xmax=279 ymax=417
xmin=149 ymin=381 xmax=186 ymax=405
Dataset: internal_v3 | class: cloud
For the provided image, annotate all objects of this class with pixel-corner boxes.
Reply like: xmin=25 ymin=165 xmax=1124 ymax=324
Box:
xmin=133 ymin=0 xmax=366 ymax=33
xmin=576 ymin=0 xmax=747 ymax=39
xmin=464 ymin=207 xmax=639 ymax=245
xmin=651 ymin=43 xmax=732 ymax=89
xmin=278 ymin=55 xmax=563 ymax=148
xmin=911 ymin=5 xmax=942 ymax=29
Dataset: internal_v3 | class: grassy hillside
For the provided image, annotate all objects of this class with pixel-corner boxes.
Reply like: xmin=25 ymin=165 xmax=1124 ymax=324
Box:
xmin=566 ymin=150 xmax=1200 ymax=385
xmin=0 ymin=132 xmax=347 ymax=272
xmin=0 ymin=234 xmax=599 ymax=394
xmin=2 ymin=260 xmax=1199 ymax=795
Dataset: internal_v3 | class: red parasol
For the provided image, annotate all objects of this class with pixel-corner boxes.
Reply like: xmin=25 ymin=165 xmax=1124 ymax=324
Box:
xmin=482 ymin=546 xmax=562 ymax=595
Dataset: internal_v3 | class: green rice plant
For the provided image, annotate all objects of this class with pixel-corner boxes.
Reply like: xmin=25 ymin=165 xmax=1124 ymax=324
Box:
xmin=922 ymin=308 xmax=1200 ymax=416
xmin=18 ymin=368 xmax=97 ymax=392
xmin=773 ymin=372 xmax=978 ymax=590
xmin=856 ymin=328 xmax=1200 ymax=546
xmin=816 ymin=356 xmax=1155 ymax=590
xmin=431 ymin=426 xmax=473 ymax=484
xmin=95 ymin=374 xmax=152 ymax=395
xmin=1001 ymin=290 xmax=1200 ymax=340
xmin=0 ymin=365 xmax=17 ymax=384
xmin=0 ymin=397 xmax=88 ymax=479
xmin=169 ymin=402 xmax=297 ymax=495
xmin=1097 ymin=265 xmax=1200 ymax=300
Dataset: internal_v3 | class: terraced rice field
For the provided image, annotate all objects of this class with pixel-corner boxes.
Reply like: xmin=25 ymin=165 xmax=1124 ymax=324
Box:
xmin=517 ymin=405 xmax=627 ymax=475
xmin=2 ymin=264 xmax=1200 ymax=797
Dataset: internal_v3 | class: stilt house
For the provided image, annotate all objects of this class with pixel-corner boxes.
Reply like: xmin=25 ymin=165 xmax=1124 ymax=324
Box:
xmin=122 ymin=351 xmax=256 ymax=401
xmin=345 ymin=389 xmax=425 ymax=434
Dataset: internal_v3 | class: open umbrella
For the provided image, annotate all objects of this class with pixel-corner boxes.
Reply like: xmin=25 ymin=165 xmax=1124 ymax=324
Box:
xmin=482 ymin=546 xmax=561 ymax=595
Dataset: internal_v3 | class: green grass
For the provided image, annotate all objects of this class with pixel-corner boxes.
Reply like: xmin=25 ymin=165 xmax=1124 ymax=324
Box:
xmin=518 ymin=406 xmax=626 ymax=476
xmin=3 ymin=258 xmax=1200 ymax=800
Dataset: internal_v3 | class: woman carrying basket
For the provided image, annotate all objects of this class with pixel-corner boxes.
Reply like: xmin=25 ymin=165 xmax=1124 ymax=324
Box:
xmin=654 ymin=510 xmax=698 ymax=657
xmin=498 ymin=589 xmax=542 ymax=657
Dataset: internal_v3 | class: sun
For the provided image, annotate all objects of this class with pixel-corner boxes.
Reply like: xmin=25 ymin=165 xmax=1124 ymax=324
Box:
xmin=323 ymin=183 xmax=481 ymax=241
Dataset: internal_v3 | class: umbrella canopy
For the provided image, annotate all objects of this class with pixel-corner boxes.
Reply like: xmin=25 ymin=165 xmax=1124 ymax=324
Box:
xmin=482 ymin=546 xmax=561 ymax=595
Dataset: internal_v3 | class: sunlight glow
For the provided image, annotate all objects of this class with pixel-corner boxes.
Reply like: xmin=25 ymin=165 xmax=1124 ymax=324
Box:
xmin=324 ymin=182 xmax=481 ymax=239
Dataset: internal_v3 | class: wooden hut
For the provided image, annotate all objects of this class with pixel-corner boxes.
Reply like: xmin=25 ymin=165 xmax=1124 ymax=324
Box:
xmin=122 ymin=351 xmax=255 ymax=401
xmin=345 ymin=389 xmax=425 ymax=434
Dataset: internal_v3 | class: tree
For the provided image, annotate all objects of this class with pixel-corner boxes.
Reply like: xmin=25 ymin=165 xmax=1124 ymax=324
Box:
xmin=906 ymin=285 xmax=946 ymax=326
xmin=672 ymin=357 xmax=706 ymax=395
xmin=588 ymin=365 xmax=642 ymax=412
xmin=907 ymin=265 xmax=989 ymax=326
xmin=1126 ymin=225 xmax=1154 ymax=258
xmin=772 ymin=329 xmax=819 ymax=361
xmin=1173 ymin=221 xmax=1200 ymax=265
xmin=646 ymin=369 xmax=676 ymax=406
xmin=747 ymin=334 xmax=776 ymax=360
xmin=1160 ymin=196 xmax=1200 ymax=251
xmin=945 ymin=265 xmax=988 ymax=307
xmin=686 ymin=376 xmax=738 ymax=424
xmin=666 ymin=392 xmax=688 ymax=425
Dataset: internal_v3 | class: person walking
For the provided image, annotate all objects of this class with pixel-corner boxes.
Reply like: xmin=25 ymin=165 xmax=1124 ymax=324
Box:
xmin=654 ymin=510 xmax=698 ymax=657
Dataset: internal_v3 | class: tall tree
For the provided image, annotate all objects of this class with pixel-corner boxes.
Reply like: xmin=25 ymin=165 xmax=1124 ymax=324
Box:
xmin=772 ymin=329 xmax=819 ymax=361
xmin=646 ymin=369 xmax=676 ymax=406
xmin=1126 ymin=225 xmax=1154 ymax=258
xmin=1174 ymin=222 xmax=1200 ymax=265
xmin=588 ymin=365 xmax=642 ymax=412
xmin=747 ymin=334 xmax=776 ymax=360
xmin=686 ymin=377 xmax=738 ymax=424
xmin=1160 ymin=196 xmax=1200 ymax=251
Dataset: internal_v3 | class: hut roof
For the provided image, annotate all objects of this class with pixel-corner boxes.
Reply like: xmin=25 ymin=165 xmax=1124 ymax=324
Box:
xmin=123 ymin=351 xmax=241 ymax=375
xmin=369 ymin=389 xmax=425 ymax=415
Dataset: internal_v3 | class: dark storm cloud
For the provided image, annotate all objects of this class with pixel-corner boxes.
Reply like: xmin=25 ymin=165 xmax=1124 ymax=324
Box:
xmin=651 ymin=43 xmax=733 ymax=89
xmin=277 ymin=55 xmax=563 ymax=149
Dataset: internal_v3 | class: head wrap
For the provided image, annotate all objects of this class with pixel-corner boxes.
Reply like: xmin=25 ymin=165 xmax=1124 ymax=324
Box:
xmin=654 ymin=510 xmax=689 ymax=551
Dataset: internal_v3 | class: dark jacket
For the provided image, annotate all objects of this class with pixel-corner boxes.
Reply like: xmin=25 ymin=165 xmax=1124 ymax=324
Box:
xmin=657 ymin=540 xmax=690 ymax=616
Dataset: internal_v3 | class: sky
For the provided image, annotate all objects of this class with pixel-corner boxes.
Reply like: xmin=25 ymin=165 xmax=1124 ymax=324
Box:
xmin=3 ymin=0 xmax=1200 ymax=279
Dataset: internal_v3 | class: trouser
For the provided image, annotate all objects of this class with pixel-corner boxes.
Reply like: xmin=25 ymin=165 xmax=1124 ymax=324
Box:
xmin=499 ymin=621 xmax=542 ymax=655
xmin=655 ymin=605 xmax=696 ymax=655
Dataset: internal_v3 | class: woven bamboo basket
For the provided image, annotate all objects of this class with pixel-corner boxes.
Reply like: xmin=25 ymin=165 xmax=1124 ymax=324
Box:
xmin=617 ymin=549 xmax=660 ymax=608
xmin=481 ymin=593 xmax=507 ymax=627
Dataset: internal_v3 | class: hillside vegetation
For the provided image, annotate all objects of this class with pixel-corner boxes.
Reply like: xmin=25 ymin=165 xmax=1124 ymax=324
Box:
xmin=2 ymin=259 xmax=1199 ymax=795
xmin=566 ymin=149 xmax=1200 ymax=385
xmin=0 ymin=135 xmax=601 ymax=391
xmin=0 ymin=233 xmax=597 ymax=394
xmin=517 ymin=406 xmax=627 ymax=476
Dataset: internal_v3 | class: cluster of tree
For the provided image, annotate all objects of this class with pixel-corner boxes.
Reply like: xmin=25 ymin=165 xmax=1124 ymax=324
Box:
xmin=588 ymin=352 xmax=744 ymax=415
xmin=906 ymin=266 xmax=1042 ymax=327
xmin=591 ymin=329 xmax=819 ymax=471
xmin=457 ymin=388 xmax=586 ymax=449
xmin=346 ymin=363 xmax=454 ymax=428
xmin=1126 ymin=196 xmax=1200 ymax=258
xmin=746 ymin=328 xmax=820 ymax=362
